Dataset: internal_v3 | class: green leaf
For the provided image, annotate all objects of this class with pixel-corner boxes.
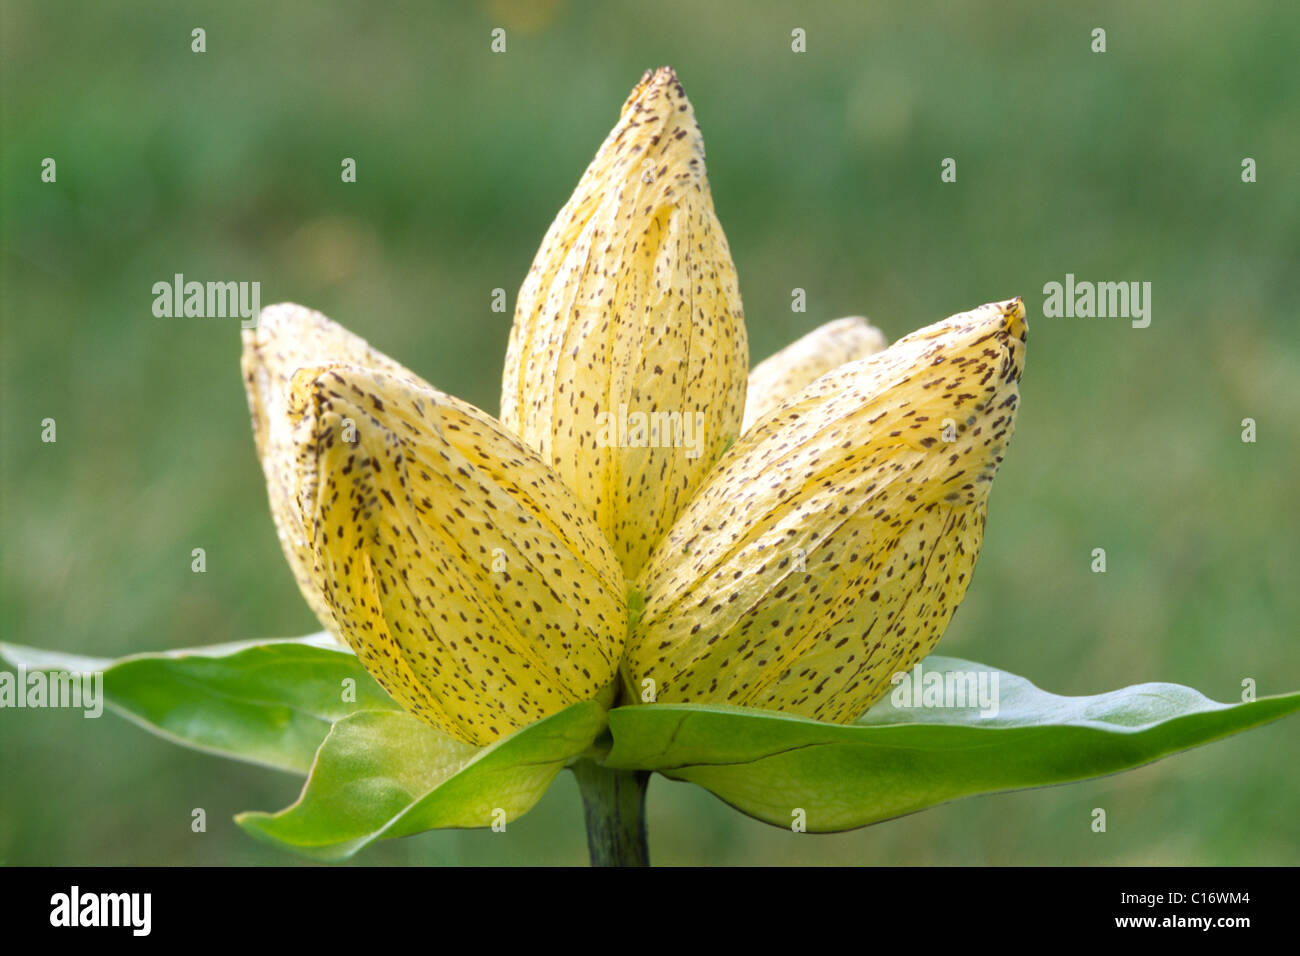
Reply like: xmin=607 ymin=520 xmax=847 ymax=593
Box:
xmin=603 ymin=656 xmax=1300 ymax=832
xmin=0 ymin=635 xmax=398 ymax=774
xmin=237 ymin=699 xmax=608 ymax=861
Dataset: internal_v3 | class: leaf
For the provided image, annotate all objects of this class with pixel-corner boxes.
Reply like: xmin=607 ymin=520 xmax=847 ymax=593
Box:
xmin=0 ymin=634 xmax=397 ymax=774
xmin=236 ymin=699 xmax=608 ymax=861
xmin=603 ymin=656 xmax=1300 ymax=832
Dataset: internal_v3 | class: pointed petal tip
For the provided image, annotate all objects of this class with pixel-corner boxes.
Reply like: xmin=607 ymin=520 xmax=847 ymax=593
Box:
xmin=1000 ymin=296 xmax=1028 ymax=338
xmin=906 ymin=297 xmax=1027 ymax=385
xmin=986 ymin=296 xmax=1027 ymax=383
xmin=613 ymin=65 xmax=703 ymax=165
xmin=627 ymin=66 xmax=683 ymax=100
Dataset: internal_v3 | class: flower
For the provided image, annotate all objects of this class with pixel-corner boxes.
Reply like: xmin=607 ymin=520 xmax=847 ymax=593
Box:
xmin=624 ymin=299 xmax=1026 ymax=721
xmin=244 ymin=306 xmax=625 ymax=746
xmin=501 ymin=67 xmax=747 ymax=579
xmin=242 ymin=67 xmax=1026 ymax=745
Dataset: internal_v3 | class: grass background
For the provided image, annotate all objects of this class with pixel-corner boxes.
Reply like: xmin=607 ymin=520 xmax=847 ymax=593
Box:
xmin=2 ymin=0 xmax=1296 ymax=865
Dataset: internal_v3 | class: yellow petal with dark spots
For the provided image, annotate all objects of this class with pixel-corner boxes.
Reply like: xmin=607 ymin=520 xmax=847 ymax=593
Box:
xmin=625 ymin=298 xmax=1027 ymax=723
xmin=500 ymin=66 xmax=748 ymax=579
xmin=743 ymin=317 xmax=888 ymax=433
xmin=241 ymin=303 xmax=432 ymax=634
xmin=287 ymin=364 xmax=627 ymax=746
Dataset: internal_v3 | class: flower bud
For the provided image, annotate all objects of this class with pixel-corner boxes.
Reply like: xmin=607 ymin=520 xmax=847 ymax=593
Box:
xmin=500 ymin=66 xmax=748 ymax=579
xmin=287 ymin=365 xmax=627 ymax=745
xmin=625 ymin=298 xmax=1027 ymax=723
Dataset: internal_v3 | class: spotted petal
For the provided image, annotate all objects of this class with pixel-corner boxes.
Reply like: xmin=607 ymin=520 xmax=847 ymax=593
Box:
xmin=625 ymin=298 xmax=1027 ymax=723
xmin=242 ymin=303 xmax=433 ymax=634
xmin=285 ymin=365 xmax=627 ymax=746
xmin=500 ymin=66 xmax=748 ymax=578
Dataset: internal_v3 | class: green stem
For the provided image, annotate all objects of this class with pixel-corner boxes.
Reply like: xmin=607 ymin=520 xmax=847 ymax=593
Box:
xmin=572 ymin=760 xmax=651 ymax=867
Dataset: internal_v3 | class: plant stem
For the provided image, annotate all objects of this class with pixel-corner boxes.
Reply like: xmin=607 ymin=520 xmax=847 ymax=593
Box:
xmin=572 ymin=760 xmax=650 ymax=867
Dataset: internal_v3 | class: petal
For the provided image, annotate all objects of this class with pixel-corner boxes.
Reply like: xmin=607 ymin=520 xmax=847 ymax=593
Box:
xmin=241 ymin=303 xmax=432 ymax=634
xmin=742 ymin=317 xmax=887 ymax=433
xmin=625 ymin=298 xmax=1026 ymax=723
xmin=290 ymin=364 xmax=626 ymax=745
xmin=500 ymin=66 xmax=748 ymax=579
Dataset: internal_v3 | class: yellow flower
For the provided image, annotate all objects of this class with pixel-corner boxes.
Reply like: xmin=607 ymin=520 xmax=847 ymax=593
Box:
xmin=243 ymin=67 xmax=1026 ymax=744
xmin=501 ymin=67 xmax=748 ymax=579
xmin=624 ymin=299 xmax=1026 ymax=722
xmin=244 ymin=307 xmax=625 ymax=745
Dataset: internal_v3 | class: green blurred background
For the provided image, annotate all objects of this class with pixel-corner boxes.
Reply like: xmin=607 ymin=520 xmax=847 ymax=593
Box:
xmin=2 ymin=0 xmax=1297 ymax=865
